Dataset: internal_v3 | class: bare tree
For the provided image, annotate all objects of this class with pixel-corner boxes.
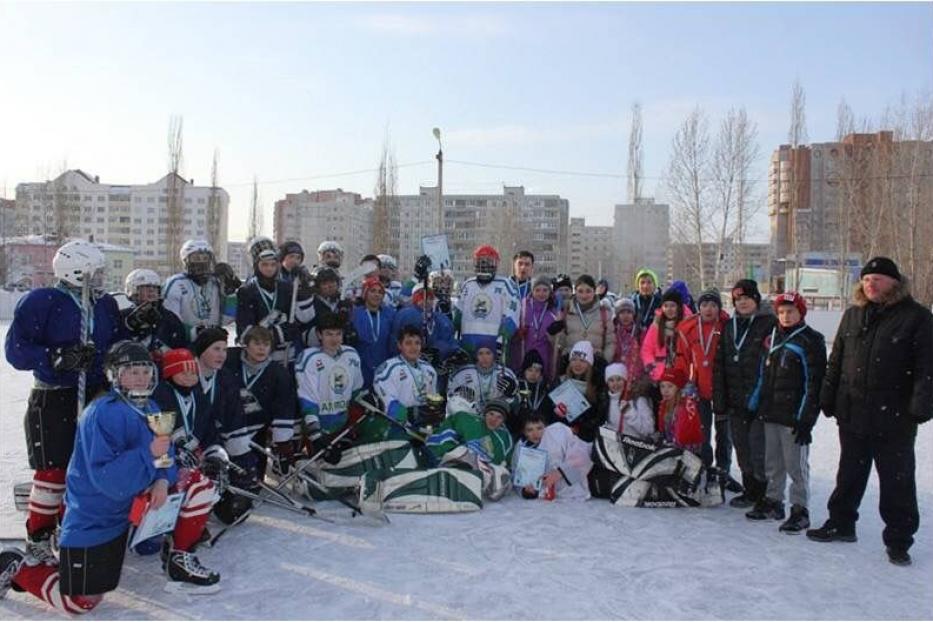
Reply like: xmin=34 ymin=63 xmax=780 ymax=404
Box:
xmin=666 ymin=106 xmax=711 ymax=289
xmin=166 ymin=115 xmax=185 ymax=273
xmin=373 ymin=132 xmax=399 ymax=256
xmin=627 ymin=102 xmax=644 ymax=203
xmin=786 ymin=79 xmax=809 ymax=290
xmin=833 ymin=98 xmax=857 ymax=305
xmin=248 ymin=175 xmax=263 ymax=240
xmin=710 ymin=107 xmax=760 ymax=288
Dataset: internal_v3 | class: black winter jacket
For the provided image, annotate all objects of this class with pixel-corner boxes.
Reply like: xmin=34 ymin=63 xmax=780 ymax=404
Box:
xmin=223 ymin=348 xmax=297 ymax=444
xmin=713 ymin=308 xmax=776 ymax=419
xmin=235 ymin=278 xmax=297 ymax=349
xmin=751 ymin=323 xmax=826 ymax=430
xmin=820 ymin=280 xmax=933 ymax=437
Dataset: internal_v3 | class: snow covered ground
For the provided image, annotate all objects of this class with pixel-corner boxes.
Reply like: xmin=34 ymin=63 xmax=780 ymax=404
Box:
xmin=1 ymin=319 xmax=931 ymax=620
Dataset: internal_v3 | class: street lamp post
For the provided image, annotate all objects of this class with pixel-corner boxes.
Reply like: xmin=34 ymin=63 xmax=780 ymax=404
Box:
xmin=433 ymin=127 xmax=443 ymax=235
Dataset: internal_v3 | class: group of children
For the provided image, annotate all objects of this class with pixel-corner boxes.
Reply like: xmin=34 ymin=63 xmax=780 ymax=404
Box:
xmin=0 ymin=235 xmax=833 ymax=614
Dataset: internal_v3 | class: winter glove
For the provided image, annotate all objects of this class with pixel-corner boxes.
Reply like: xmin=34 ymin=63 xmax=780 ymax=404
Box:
xmin=416 ymin=400 xmax=446 ymax=427
xmin=496 ymin=374 xmax=518 ymax=398
xmin=50 ymin=343 xmax=97 ymax=372
xmin=230 ymin=456 xmax=260 ymax=491
xmin=125 ymin=300 xmax=162 ymax=333
xmin=413 ymin=255 xmax=432 ymax=282
xmin=320 ymin=438 xmax=353 ymax=466
xmin=214 ymin=262 xmax=242 ymax=296
xmin=294 ymin=266 xmax=316 ymax=300
xmin=546 ymin=319 xmax=566 ymax=336
xmin=794 ymin=423 xmax=813 ymax=446
xmin=422 ymin=346 xmax=441 ymax=368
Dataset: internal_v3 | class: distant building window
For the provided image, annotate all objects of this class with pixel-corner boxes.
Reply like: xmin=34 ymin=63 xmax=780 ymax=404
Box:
xmin=113 ymin=260 xmax=123 ymax=269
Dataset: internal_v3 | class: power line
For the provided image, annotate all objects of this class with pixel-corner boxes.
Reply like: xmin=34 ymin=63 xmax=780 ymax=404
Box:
xmin=223 ymin=160 xmax=434 ymax=188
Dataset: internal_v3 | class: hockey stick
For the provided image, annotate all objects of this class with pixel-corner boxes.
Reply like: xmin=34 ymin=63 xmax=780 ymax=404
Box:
xmin=76 ymin=277 xmax=90 ymax=417
xmin=353 ymin=395 xmax=427 ymax=444
xmin=208 ymin=413 xmax=371 ymax=546
xmin=250 ymin=441 xmax=389 ymax=524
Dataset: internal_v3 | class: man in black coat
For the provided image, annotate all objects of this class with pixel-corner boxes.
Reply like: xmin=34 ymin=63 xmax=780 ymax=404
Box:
xmin=808 ymin=257 xmax=933 ymax=566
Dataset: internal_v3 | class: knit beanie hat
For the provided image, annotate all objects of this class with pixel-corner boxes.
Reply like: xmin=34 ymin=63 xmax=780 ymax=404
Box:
xmin=568 ymin=340 xmax=594 ymax=366
xmin=661 ymin=288 xmax=684 ymax=307
xmin=532 ymin=275 xmax=552 ymax=290
xmin=860 ymin=257 xmax=901 ymax=281
xmin=772 ymin=291 xmax=808 ymax=319
xmin=193 ymin=327 xmax=228 ymax=357
xmin=484 ymin=398 xmax=511 ymax=418
xmin=604 ymin=362 xmax=628 ymax=382
xmin=362 ymin=276 xmax=384 ymax=295
xmin=697 ymin=288 xmax=722 ymax=309
xmin=521 ymin=349 xmax=545 ymax=372
xmin=731 ymin=279 xmax=762 ymax=305
xmin=162 ymin=348 xmax=198 ymax=379
xmin=659 ymin=367 xmax=687 ymax=389
xmin=614 ymin=297 xmax=636 ymax=314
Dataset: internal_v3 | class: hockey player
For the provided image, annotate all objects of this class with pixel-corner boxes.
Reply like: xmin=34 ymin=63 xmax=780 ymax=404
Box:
xmin=120 ymin=268 xmax=188 ymax=358
xmin=152 ymin=348 xmax=219 ymax=462
xmin=455 ymin=244 xmax=520 ymax=356
xmin=191 ymin=328 xmax=258 ymax=524
xmin=223 ymin=326 xmax=299 ymax=476
xmin=294 ymin=312 xmax=364 ymax=451
xmin=428 ymin=269 xmax=455 ymax=320
xmin=376 ymin=254 xmax=403 ymax=307
xmin=426 ymin=397 xmax=514 ymax=468
xmin=368 ymin=326 xmax=443 ymax=442
xmin=304 ymin=267 xmax=351 ymax=349
xmin=235 ymin=236 xmax=312 ymax=364
xmin=162 ymin=239 xmax=240 ymax=345
xmin=391 ymin=284 xmax=458 ymax=371
xmin=447 ymin=345 xmax=519 ymax=413
xmin=349 ymin=276 xmax=397 ymax=387
xmin=316 ymin=240 xmax=344 ymax=273
xmin=4 ymin=239 xmax=125 ymax=563
xmin=0 ymin=341 xmax=220 ymax=613
xmin=510 ymin=250 xmax=535 ymax=301
xmin=278 ymin=240 xmax=305 ymax=284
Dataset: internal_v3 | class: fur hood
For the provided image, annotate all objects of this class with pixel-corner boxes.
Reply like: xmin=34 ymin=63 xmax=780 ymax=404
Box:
xmin=853 ymin=275 xmax=911 ymax=308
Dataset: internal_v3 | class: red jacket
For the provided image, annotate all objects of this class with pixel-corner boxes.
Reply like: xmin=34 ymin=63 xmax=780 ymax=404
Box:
xmin=673 ymin=310 xmax=730 ymax=401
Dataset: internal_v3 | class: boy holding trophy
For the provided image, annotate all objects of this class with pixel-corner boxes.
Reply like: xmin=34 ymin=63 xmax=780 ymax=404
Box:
xmin=0 ymin=341 xmax=220 ymax=613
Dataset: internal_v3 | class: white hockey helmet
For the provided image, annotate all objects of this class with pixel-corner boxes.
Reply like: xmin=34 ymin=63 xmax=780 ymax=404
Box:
xmin=317 ymin=240 xmax=344 ymax=257
xmin=180 ymin=239 xmax=214 ymax=277
xmin=52 ymin=240 xmax=106 ymax=288
xmin=124 ymin=268 xmax=162 ymax=298
xmin=446 ymin=394 xmax=478 ymax=417
xmin=376 ymin=254 xmax=398 ymax=271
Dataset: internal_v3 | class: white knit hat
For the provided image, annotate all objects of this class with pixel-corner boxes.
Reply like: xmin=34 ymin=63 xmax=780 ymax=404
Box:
xmin=604 ymin=362 xmax=628 ymax=381
xmin=569 ymin=340 xmax=594 ymax=366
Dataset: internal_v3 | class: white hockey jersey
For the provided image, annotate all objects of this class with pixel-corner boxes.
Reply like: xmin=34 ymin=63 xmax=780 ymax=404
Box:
xmin=162 ymin=274 xmax=233 ymax=341
xmin=295 ymin=345 xmax=364 ymax=438
xmin=373 ymin=355 xmax=439 ymax=418
xmin=446 ymin=364 xmax=518 ymax=410
xmin=456 ymin=277 xmax=520 ymax=351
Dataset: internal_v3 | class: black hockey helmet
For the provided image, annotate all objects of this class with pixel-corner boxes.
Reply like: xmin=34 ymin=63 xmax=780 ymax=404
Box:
xmin=278 ymin=240 xmax=305 ymax=262
xmin=106 ymin=340 xmax=157 ymax=404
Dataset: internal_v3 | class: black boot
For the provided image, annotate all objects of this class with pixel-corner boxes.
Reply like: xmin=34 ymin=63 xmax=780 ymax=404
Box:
xmin=806 ymin=520 xmax=858 ymax=543
xmin=779 ymin=505 xmax=810 ymax=534
xmin=886 ymin=547 xmax=912 ymax=567
xmin=728 ymin=473 xmax=756 ymax=508
xmin=746 ymin=498 xmax=785 ymax=521
xmin=722 ymin=473 xmax=744 ymax=494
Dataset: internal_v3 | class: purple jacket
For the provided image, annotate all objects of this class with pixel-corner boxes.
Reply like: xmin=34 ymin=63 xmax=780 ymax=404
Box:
xmin=509 ymin=297 xmax=561 ymax=380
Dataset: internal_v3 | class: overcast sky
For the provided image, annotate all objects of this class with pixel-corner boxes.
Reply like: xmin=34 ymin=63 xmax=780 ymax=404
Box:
xmin=2 ymin=2 xmax=930 ymax=241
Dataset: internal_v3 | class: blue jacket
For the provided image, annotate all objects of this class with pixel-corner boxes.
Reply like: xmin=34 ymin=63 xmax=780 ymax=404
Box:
xmin=152 ymin=380 xmax=220 ymax=450
xmin=5 ymin=286 xmax=125 ymax=388
xmin=350 ymin=304 xmax=397 ymax=387
xmin=392 ymin=306 xmax=459 ymax=360
xmin=59 ymin=391 xmax=177 ymax=548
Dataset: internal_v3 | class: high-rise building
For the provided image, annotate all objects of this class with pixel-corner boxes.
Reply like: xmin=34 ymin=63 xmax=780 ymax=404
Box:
xmin=14 ymin=170 xmax=229 ymax=278
xmin=273 ymin=189 xmax=374 ymax=270
xmin=568 ymin=217 xmax=615 ymax=283
xmin=613 ymin=198 xmax=670 ymax=292
xmin=668 ymin=240 xmax=771 ymax=295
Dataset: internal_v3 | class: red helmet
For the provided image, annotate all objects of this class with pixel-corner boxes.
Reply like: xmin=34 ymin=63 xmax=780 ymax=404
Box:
xmin=473 ymin=245 xmax=500 ymax=261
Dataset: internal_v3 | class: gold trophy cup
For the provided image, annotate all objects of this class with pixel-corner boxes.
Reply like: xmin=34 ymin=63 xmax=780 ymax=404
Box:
xmin=147 ymin=411 xmax=176 ymax=468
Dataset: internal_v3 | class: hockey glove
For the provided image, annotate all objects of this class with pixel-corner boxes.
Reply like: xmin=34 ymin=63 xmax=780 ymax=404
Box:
xmin=496 ymin=374 xmax=518 ymax=398
xmin=413 ymin=254 xmax=432 ymax=282
xmin=214 ymin=262 xmax=242 ymax=295
xmin=422 ymin=346 xmax=441 ymax=368
xmin=453 ymin=385 xmax=476 ymax=403
xmin=273 ymin=440 xmax=298 ymax=473
xmin=546 ymin=319 xmax=566 ymax=336
xmin=125 ymin=300 xmax=162 ymax=333
xmin=441 ymin=349 xmax=472 ymax=375
xmin=50 ymin=343 xmax=97 ymax=372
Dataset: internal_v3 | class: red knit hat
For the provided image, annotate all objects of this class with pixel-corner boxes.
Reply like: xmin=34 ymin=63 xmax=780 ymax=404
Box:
xmin=411 ymin=283 xmax=435 ymax=306
xmin=659 ymin=367 xmax=687 ymax=389
xmin=772 ymin=291 xmax=807 ymax=319
xmin=162 ymin=348 xmax=198 ymax=379
xmin=362 ymin=276 xmax=384 ymax=295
